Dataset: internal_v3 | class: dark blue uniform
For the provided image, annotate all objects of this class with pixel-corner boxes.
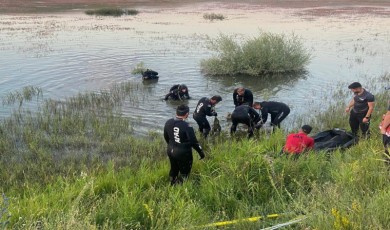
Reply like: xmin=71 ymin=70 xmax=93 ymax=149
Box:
xmin=349 ymin=89 xmax=375 ymax=136
xmin=165 ymin=84 xmax=190 ymax=101
xmin=259 ymin=101 xmax=290 ymax=128
xmin=231 ymin=105 xmax=260 ymax=138
xmin=164 ymin=117 xmax=204 ymax=184
xmin=193 ymin=97 xmax=217 ymax=138
xmin=233 ymin=88 xmax=253 ymax=107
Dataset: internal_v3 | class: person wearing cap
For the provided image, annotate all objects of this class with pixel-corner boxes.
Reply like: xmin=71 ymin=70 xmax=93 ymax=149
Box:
xmin=164 ymin=104 xmax=205 ymax=185
xmin=233 ymin=87 xmax=253 ymax=107
xmin=345 ymin=82 xmax=375 ymax=137
xmin=164 ymin=84 xmax=190 ymax=101
xmin=230 ymin=105 xmax=261 ymax=138
xmin=193 ymin=95 xmax=222 ymax=138
xmin=253 ymin=101 xmax=290 ymax=129
xmin=283 ymin=125 xmax=315 ymax=155
xmin=379 ymin=100 xmax=390 ymax=164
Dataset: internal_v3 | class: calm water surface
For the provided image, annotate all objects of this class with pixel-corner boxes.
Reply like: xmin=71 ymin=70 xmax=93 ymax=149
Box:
xmin=1 ymin=3 xmax=389 ymax=135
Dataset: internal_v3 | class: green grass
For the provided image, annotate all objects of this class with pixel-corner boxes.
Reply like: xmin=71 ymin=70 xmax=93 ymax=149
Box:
xmin=1 ymin=75 xmax=390 ymax=229
xmin=203 ymin=13 xmax=225 ymax=21
xmin=200 ymin=32 xmax=311 ymax=76
xmin=85 ymin=8 xmax=139 ymax=17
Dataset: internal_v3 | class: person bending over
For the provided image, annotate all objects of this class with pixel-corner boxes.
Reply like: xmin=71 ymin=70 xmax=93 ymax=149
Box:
xmin=230 ymin=105 xmax=260 ymax=138
xmin=283 ymin=125 xmax=315 ymax=155
xmin=164 ymin=84 xmax=190 ymax=101
xmin=233 ymin=87 xmax=253 ymax=107
xmin=253 ymin=101 xmax=290 ymax=129
xmin=380 ymin=101 xmax=390 ymax=164
xmin=164 ymin=105 xmax=205 ymax=185
xmin=193 ymin=95 xmax=222 ymax=138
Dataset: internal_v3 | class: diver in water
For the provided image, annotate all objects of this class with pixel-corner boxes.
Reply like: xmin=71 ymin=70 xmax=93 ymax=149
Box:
xmin=164 ymin=84 xmax=190 ymax=101
xmin=233 ymin=87 xmax=253 ymax=107
xmin=142 ymin=69 xmax=159 ymax=80
xmin=253 ymin=101 xmax=290 ymax=129
xmin=164 ymin=105 xmax=205 ymax=185
xmin=230 ymin=105 xmax=260 ymax=138
xmin=193 ymin=95 xmax=222 ymax=138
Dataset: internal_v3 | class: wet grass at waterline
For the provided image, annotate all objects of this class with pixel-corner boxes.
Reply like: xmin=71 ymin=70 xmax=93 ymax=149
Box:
xmin=203 ymin=13 xmax=225 ymax=21
xmin=200 ymin=33 xmax=311 ymax=76
xmin=1 ymin=78 xmax=390 ymax=229
xmin=85 ymin=8 xmax=139 ymax=17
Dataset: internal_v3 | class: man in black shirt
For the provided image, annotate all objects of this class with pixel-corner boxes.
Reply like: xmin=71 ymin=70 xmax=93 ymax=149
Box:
xmin=345 ymin=82 xmax=375 ymax=137
xmin=164 ymin=105 xmax=205 ymax=185
xmin=233 ymin=87 xmax=253 ymax=107
xmin=193 ymin=95 xmax=222 ymax=138
xmin=253 ymin=101 xmax=290 ymax=129
xmin=164 ymin=84 xmax=190 ymax=101
xmin=230 ymin=105 xmax=260 ymax=138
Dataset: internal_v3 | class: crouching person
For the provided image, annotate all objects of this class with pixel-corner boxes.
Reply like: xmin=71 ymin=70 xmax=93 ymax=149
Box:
xmin=164 ymin=105 xmax=205 ymax=185
xmin=380 ymin=102 xmax=390 ymax=164
xmin=283 ymin=125 xmax=315 ymax=157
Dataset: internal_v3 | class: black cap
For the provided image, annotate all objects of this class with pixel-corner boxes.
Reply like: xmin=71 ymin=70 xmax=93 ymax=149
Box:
xmin=301 ymin=125 xmax=312 ymax=134
xmin=211 ymin=95 xmax=222 ymax=102
xmin=348 ymin=82 xmax=362 ymax=89
xmin=179 ymin=84 xmax=188 ymax=90
xmin=176 ymin=104 xmax=189 ymax=116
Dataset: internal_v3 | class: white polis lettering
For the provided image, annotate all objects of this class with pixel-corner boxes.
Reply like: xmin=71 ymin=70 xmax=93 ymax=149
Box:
xmin=196 ymin=103 xmax=204 ymax=113
xmin=174 ymin=127 xmax=180 ymax=143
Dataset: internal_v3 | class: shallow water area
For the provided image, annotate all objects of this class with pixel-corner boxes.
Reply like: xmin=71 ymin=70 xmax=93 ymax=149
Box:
xmin=0 ymin=2 xmax=389 ymax=135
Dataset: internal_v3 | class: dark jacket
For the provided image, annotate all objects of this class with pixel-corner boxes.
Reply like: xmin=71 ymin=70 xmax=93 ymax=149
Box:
xmin=233 ymin=88 xmax=253 ymax=107
xmin=164 ymin=118 xmax=204 ymax=158
xmin=165 ymin=84 xmax=190 ymax=100
xmin=193 ymin=97 xmax=217 ymax=118
xmin=259 ymin=101 xmax=290 ymax=123
xmin=232 ymin=105 xmax=260 ymax=123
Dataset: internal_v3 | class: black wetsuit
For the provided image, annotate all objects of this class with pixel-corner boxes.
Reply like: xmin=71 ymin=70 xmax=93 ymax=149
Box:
xmin=165 ymin=84 xmax=190 ymax=101
xmin=193 ymin=97 xmax=217 ymax=138
xmin=259 ymin=101 xmax=290 ymax=128
xmin=233 ymin=89 xmax=253 ymax=107
xmin=142 ymin=69 xmax=159 ymax=80
xmin=164 ymin=117 xmax=204 ymax=184
xmin=230 ymin=105 xmax=260 ymax=137
xmin=349 ymin=89 xmax=375 ymax=136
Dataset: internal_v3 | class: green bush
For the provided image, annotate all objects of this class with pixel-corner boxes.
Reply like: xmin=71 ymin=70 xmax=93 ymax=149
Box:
xmin=85 ymin=8 xmax=139 ymax=17
xmin=200 ymin=33 xmax=311 ymax=76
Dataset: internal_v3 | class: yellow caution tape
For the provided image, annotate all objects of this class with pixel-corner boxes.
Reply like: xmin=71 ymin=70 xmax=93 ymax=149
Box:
xmin=200 ymin=213 xmax=281 ymax=228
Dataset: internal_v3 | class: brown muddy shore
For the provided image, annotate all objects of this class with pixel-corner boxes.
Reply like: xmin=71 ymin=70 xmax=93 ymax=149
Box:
xmin=1 ymin=0 xmax=389 ymax=14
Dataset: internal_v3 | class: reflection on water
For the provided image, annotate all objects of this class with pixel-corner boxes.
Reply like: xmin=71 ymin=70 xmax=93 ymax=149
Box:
xmin=0 ymin=3 xmax=389 ymax=135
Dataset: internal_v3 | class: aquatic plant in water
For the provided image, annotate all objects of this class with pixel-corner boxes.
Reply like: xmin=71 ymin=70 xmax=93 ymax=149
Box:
xmin=200 ymin=32 xmax=311 ymax=76
xmin=85 ymin=8 xmax=139 ymax=17
xmin=203 ymin=13 xmax=225 ymax=21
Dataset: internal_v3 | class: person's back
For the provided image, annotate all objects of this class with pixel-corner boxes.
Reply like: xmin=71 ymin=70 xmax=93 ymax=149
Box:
xmin=284 ymin=125 xmax=314 ymax=155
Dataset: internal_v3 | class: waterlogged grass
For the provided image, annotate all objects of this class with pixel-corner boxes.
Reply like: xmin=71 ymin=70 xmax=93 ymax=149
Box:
xmin=85 ymin=8 xmax=139 ymax=17
xmin=131 ymin=62 xmax=147 ymax=75
xmin=1 ymin=76 xmax=390 ymax=229
xmin=203 ymin=13 xmax=225 ymax=21
xmin=201 ymin=33 xmax=311 ymax=76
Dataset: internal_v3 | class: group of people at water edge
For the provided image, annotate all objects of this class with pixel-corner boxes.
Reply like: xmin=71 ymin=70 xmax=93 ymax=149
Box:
xmin=162 ymin=82 xmax=390 ymax=185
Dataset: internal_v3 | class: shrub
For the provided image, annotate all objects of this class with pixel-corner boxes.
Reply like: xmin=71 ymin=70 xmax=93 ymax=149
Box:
xmin=203 ymin=13 xmax=225 ymax=21
xmin=200 ymin=33 xmax=311 ymax=76
xmin=85 ymin=8 xmax=139 ymax=17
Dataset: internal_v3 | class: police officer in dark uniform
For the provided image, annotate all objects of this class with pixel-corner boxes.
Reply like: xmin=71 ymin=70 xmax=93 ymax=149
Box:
xmin=230 ymin=105 xmax=260 ymax=138
xmin=164 ymin=84 xmax=190 ymax=101
xmin=233 ymin=87 xmax=253 ymax=107
xmin=253 ymin=101 xmax=290 ymax=128
xmin=164 ymin=105 xmax=205 ymax=185
xmin=345 ymin=82 xmax=375 ymax=137
xmin=193 ymin=95 xmax=222 ymax=138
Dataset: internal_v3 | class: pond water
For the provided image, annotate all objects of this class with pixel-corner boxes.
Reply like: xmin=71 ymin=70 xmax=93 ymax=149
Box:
xmin=0 ymin=3 xmax=389 ymax=135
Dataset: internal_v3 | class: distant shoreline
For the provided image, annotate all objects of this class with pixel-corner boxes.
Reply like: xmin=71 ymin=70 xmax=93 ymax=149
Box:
xmin=1 ymin=0 xmax=389 ymax=14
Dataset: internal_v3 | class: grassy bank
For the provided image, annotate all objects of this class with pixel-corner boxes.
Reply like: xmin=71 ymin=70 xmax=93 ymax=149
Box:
xmin=1 ymin=77 xmax=390 ymax=229
xmin=200 ymin=33 xmax=311 ymax=76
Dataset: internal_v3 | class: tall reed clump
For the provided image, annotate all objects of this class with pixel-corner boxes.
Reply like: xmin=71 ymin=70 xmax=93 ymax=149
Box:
xmin=200 ymin=33 xmax=311 ymax=76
